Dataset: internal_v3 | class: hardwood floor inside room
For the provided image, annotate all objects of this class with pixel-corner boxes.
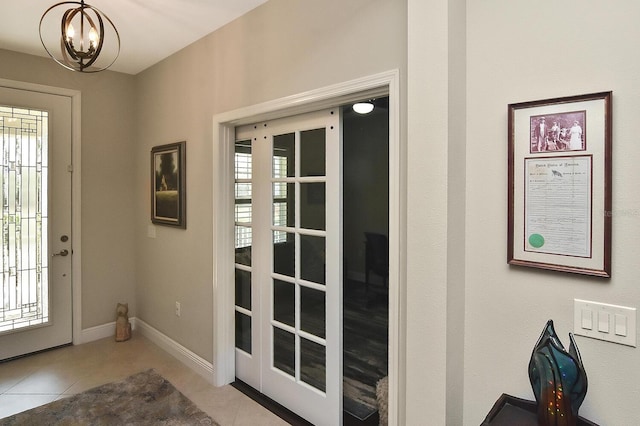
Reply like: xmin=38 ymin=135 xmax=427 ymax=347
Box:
xmin=343 ymin=278 xmax=388 ymax=423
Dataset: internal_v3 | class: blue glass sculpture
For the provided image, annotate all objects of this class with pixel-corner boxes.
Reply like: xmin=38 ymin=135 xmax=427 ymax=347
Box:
xmin=528 ymin=320 xmax=588 ymax=426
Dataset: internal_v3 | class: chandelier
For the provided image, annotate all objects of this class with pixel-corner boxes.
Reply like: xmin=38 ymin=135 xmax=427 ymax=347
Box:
xmin=39 ymin=1 xmax=120 ymax=73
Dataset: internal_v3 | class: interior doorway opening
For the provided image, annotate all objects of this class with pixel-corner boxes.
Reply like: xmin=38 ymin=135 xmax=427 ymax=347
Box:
xmin=213 ymin=70 xmax=401 ymax=426
xmin=230 ymin=97 xmax=390 ymax=426
xmin=342 ymin=96 xmax=389 ymax=425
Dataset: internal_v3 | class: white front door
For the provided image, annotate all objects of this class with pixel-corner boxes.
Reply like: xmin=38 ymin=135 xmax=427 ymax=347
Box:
xmin=0 ymin=86 xmax=73 ymax=360
xmin=234 ymin=109 xmax=342 ymax=425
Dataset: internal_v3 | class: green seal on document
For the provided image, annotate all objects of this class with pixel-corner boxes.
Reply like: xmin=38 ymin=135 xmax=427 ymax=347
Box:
xmin=529 ymin=233 xmax=544 ymax=248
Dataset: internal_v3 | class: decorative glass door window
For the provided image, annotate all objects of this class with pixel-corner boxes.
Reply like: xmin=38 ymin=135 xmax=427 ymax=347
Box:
xmin=0 ymin=106 xmax=49 ymax=334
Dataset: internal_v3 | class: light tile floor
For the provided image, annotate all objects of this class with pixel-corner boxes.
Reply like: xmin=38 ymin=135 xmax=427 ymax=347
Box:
xmin=0 ymin=334 xmax=290 ymax=425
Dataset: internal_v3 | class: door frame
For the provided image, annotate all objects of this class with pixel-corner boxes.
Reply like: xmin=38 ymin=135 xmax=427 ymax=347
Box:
xmin=0 ymin=78 xmax=82 ymax=346
xmin=212 ymin=70 xmax=403 ymax=425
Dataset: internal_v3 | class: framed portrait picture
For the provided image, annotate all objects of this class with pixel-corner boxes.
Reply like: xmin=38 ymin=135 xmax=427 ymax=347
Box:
xmin=508 ymin=92 xmax=612 ymax=277
xmin=151 ymin=141 xmax=186 ymax=228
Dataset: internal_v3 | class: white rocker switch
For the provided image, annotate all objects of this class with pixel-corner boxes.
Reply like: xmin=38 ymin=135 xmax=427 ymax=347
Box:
xmin=598 ymin=312 xmax=610 ymax=333
xmin=615 ymin=314 xmax=627 ymax=336
xmin=581 ymin=308 xmax=593 ymax=330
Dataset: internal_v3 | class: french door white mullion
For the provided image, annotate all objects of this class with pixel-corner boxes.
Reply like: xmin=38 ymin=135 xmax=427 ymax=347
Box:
xmin=235 ymin=263 xmax=251 ymax=273
xmin=297 ymin=279 xmax=326 ymax=292
xmin=271 ymin=272 xmax=295 ymax=284
xmin=298 ymin=329 xmax=326 ymax=347
xmin=292 ymin=128 xmax=302 ymax=385
xmin=323 ymin=109 xmax=342 ymax=424
xmin=296 ymin=229 xmax=326 ymax=238
xmin=253 ymin=127 xmax=272 ymax=389
xmin=235 ymin=306 xmax=251 ymax=317
xmin=294 ymin=229 xmax=301 ymax=384
xmin=271 ymin=226 xmax=294 ymax=233
xmin=298 ymin=177 xmax=326 ymax=183
xmin=271 ymin=319 xmax=295 ymax=334
xmin=272 ymin=226 xmax=325 ymax=238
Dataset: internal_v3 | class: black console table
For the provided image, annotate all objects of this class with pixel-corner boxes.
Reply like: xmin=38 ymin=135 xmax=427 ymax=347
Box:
xmin=481 ymin=393 xmax=599 ymax=426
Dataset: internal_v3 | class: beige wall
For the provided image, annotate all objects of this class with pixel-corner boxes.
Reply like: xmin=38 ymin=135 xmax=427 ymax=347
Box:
xmin=133 ymin=0 xmax=407 ymax=362
xmin=464 ymin=1 xmax=640 ymax=424
xmin=0 ymin=49 xmax=137 ymax=330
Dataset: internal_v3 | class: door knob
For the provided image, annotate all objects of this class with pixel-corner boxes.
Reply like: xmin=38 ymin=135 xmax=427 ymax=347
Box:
xmin=52 ymin=249 xmax=69 ymax=257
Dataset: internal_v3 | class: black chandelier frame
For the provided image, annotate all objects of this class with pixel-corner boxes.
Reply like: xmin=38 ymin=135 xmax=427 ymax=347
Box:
xmin=39 ymin=0 xmax=120 ymax=73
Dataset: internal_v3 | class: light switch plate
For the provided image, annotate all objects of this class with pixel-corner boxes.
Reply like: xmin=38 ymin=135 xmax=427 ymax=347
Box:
xmin=574 ymin=299 xmax=636 ymax=347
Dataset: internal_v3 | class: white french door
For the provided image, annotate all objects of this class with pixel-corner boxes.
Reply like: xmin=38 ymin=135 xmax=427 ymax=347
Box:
xmin=234 ymin=109 xmax=342 ymax=425
xmin=0 ymin=86 xmax=73 ymax=360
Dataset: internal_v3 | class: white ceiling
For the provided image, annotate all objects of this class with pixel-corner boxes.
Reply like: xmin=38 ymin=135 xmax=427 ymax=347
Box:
xmin=0 ymin=0 xmax=268 ymax=75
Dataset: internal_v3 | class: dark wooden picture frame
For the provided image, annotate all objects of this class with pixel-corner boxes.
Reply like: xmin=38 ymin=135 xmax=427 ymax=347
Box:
xmin=151 ymin=141 xmax=186 ymax=228
xmin=508 ymin=92 xmax=612 ymax=277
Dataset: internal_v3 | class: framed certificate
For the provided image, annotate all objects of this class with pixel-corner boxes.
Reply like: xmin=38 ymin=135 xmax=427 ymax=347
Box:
xmin=508 ymin=92 xmax=612 ymax=277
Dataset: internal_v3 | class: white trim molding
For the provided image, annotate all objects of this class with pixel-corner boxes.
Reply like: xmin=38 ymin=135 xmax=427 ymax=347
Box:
xmin=135 ymin=318 xmax=214 ymax=384
xmin=212 ymin=70 xmax=404 ymax=425
xmin=79 ymin=319 xmax=124 ymax=343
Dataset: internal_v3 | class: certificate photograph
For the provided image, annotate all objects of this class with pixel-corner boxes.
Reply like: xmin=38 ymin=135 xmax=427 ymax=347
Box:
xmin=508 ymin=92 xmax=611 ymax=277
xmin=529 ymin=111 xmax=586 ymax=153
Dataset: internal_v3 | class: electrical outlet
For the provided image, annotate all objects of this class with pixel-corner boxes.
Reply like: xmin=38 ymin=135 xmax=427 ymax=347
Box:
xmin=175 ymin=301 xmax=181 ymax=317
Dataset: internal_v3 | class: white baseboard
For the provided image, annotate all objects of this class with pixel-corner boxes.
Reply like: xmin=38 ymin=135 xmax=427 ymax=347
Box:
xmin=134 ymin=318 xmax=214 ymax=384
xmin=80 ymin=320 xmax=118 ymax=343
xmin=80 ymin=318 xmax=214 ymax=385
xmin=80 ymin=317 xmax=139 ymax=343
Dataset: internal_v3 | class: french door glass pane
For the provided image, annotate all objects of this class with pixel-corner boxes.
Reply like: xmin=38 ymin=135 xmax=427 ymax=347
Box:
xmin=300 ymin=182 xmax=325 ymax=230
xmin=273 ymin=327 xmax=295 ymax=377
xmin=235 ymin=202 xmax=251 ymax=224
xmin=273 ymin=279 xmax=295 ymax=327
xmin=234 ymin=226 xmax=252 ymax=266
xmin=235 ymin=269 xmax=251 ymax=310
xmin=235 ymin=140 xmax=252 ymax=179
xmin=300 ymin=234 xmax=325 ymax=285
xmin=300 ymin=128 xmax=326 ymax=177
xmin=273 ymin=232 xmax=295 ymax=277
xmin=0 ymin=106 xmax=49 ymax=334
xmin=300 ymin=286 xmax=325 ymax=338
xmin=300 ymin=337 xmax=326 ymax=392
xmin=235 ymin=181 xmax=252 ymax=197
xmin=273 ymin=182 xmax=294 ymax=228
xmin=234 ymin=139 xmax=253 ymax=268
xmin=273 ymin=133 xmax=295 ymax=178
xmin=235 ymin=311 xmax=251 ymax=354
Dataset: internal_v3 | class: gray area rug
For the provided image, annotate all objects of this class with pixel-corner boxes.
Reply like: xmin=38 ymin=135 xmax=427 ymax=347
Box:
xmin=0 ymin=369 xmax=218 ymax=425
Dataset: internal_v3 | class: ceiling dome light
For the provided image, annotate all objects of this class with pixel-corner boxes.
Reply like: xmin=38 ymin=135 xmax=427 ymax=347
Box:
xmin=39 ymin=1 xmax=120 ymax=73
xmin=352 ymin=102 xmax=374 ymax=114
